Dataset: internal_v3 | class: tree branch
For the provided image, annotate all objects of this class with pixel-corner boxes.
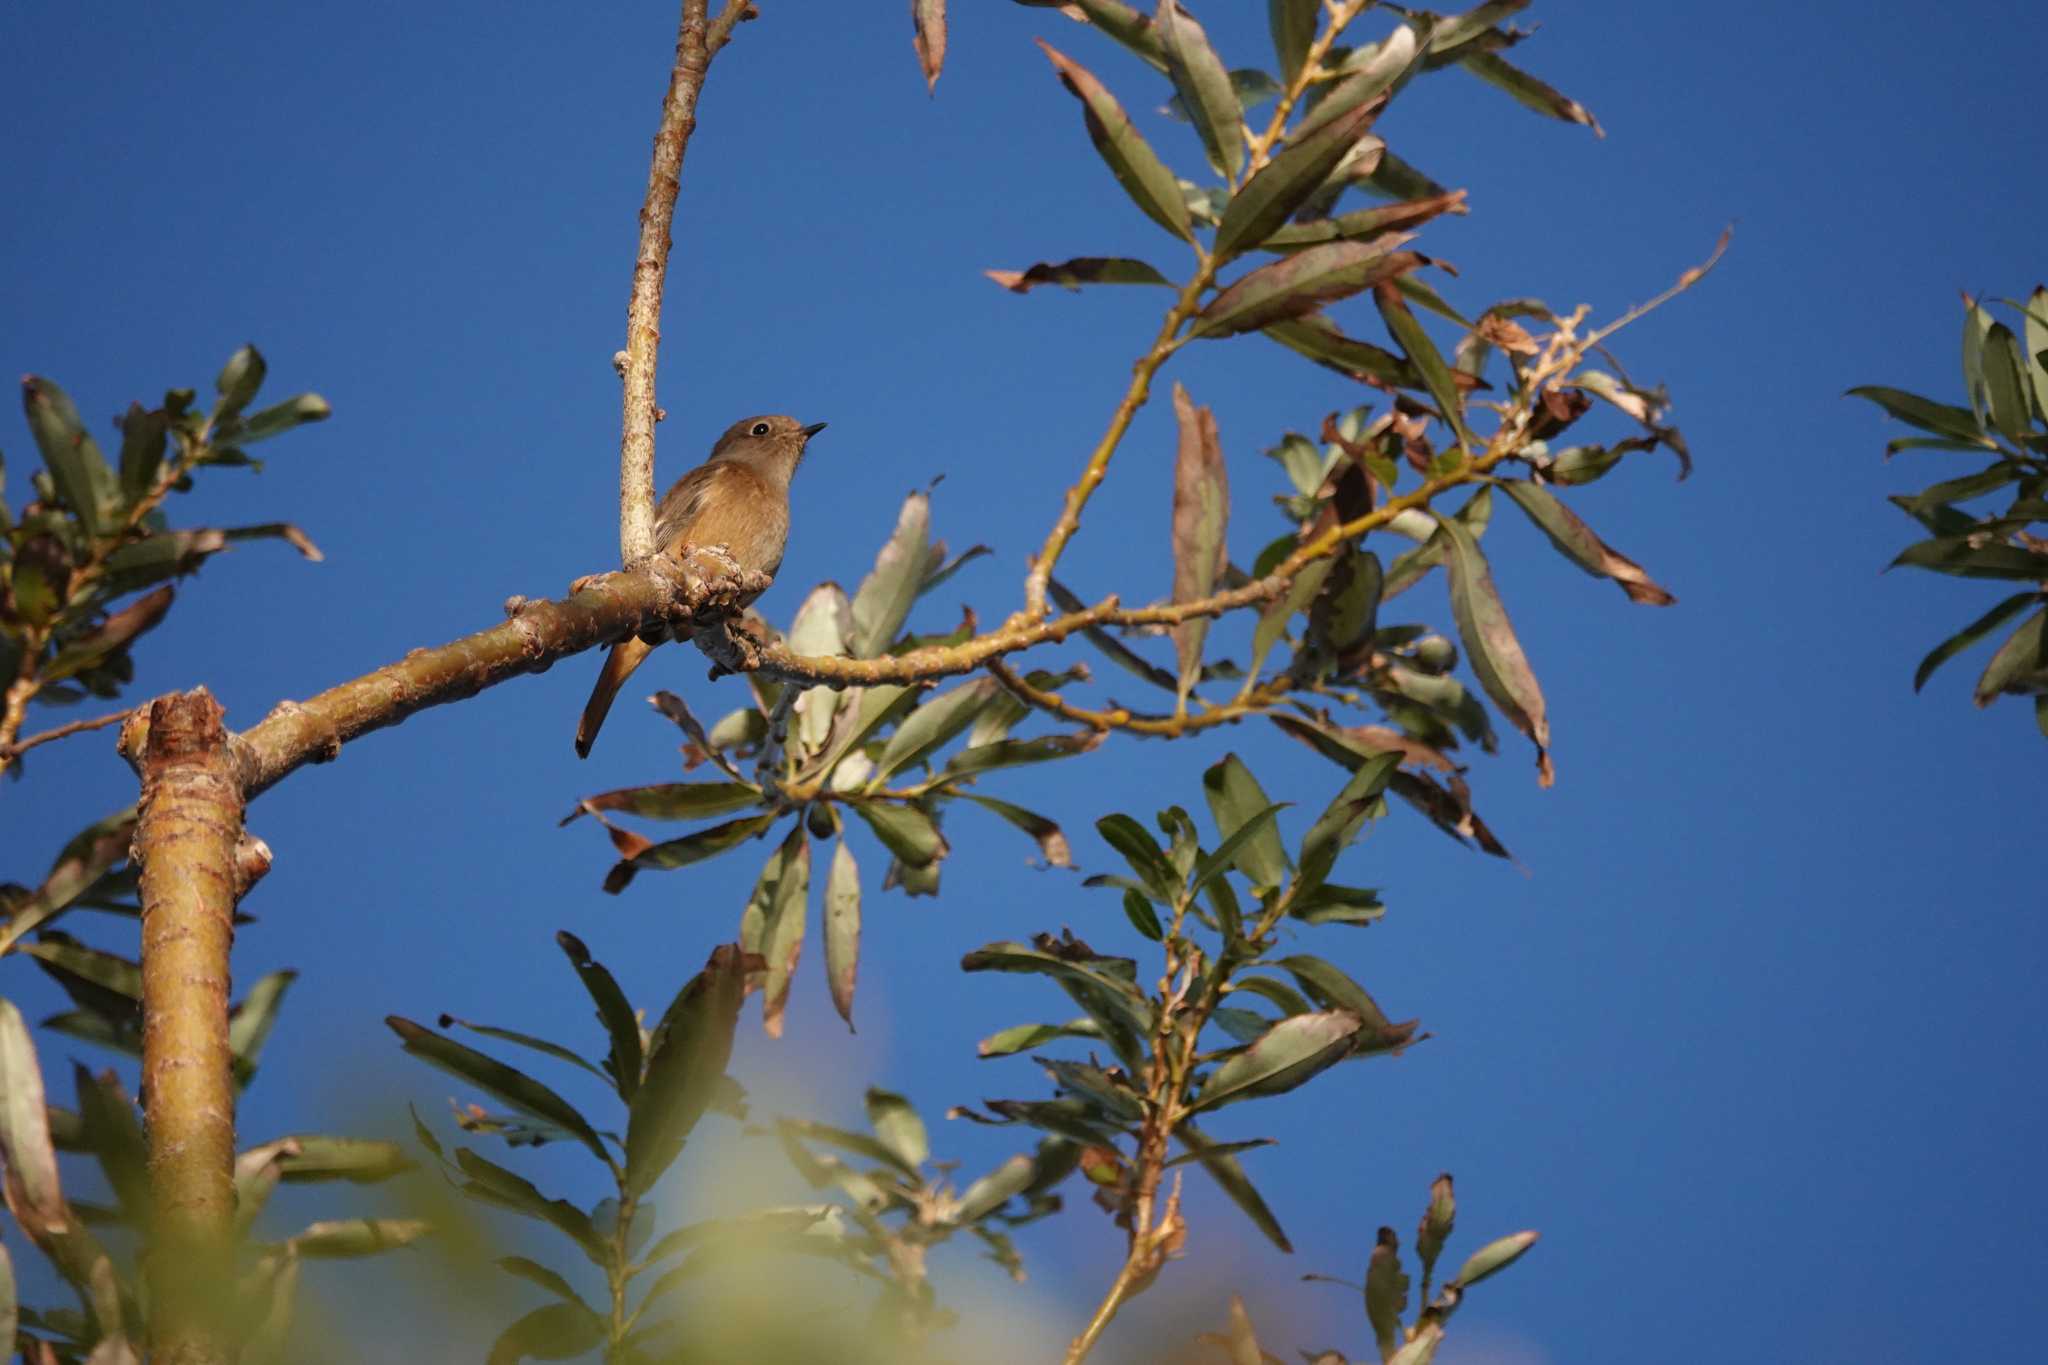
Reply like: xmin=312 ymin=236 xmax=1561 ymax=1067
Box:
xmin=618 ymin=0 xmax=757 ymax=564
xmin=0 ymin=706 xmax=136 ymax=762
xmin=125 ymin=690 xmax=252 ymax=1365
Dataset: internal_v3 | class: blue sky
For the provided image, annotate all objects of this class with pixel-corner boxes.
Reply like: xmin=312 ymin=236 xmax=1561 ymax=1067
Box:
xmin=4 ymin=3 xmax=2041 ymax=1362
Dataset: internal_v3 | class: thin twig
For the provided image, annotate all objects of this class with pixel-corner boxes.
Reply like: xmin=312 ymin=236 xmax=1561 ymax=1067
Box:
xmin=1244 ymin=0 xmax=1373 ymax=169
xmin=1585 ymin=226 xmax=1731 ymax=349
xmin=0 ymin=707 xmax=137 ymax=760
xmin=988 ymin=657 xmax=1294 ymax=738
xmin=618 ymin=0 xmax=757 ymax=564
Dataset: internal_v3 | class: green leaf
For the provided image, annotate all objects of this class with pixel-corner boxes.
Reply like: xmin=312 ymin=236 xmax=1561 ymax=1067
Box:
xmin=436 ymin=1015 xmax=608 ymax=1085
xmin=564 ymin=781 xmax=760 ymax=824
xmin=1962 ymin=297 xmax=1993 ymax=428
xmin=1180 ymin=1121 xmax=1292 ymax=1251
xmin=976 ymin=1017 xmax=1102 ymax=1058
xmin=1889 ymin=535 xmax=2048 ymax=581
xmin=22 ymin=377 xmax=122 ymax=536
xmin=912 ymin=0 xmax=947 ymax=91
xmin=1191 ymin=1010 xmax=1365 ymax=1111
xmin=1248 ymin=558 xmax=1332 ymax=682
xmin=870 ymin=678 xmax=998 ymax=786
xmin=1298 ymin=751 xmax=1400 ymax=889
xmin=1375 ymin=279 xmax=1474 ymax=451
xmin=851 ymin=492 xmax=932 ymax=657
xmin=233 ymin=393 xmax=331 ymax=445
xmin=625 ymin=944 xmax=748 ymax=1198
xmin=1095 ymin=813 xmax=1180 ymax=902
xmin=2020 ymin=286 xmax=2048 ymax=419
xmin=1202 ymin=755 xmax=1290 ymax=893
xmin=486 ymin=1300 xmax=605 ymax=1365
xmin=271 ymin=1135 xmax=414 ymax=1184
xmin=214 ymin=344 xmax=268 ymax=424
xmin=554 ymin=931 xmax=643 ymax=1102
xmin=1123 ymin=888 xmax=1164 ymax=940
xmin=960 ymin=793 xmax=1074 ymax=868
xmin=1188 ymin=802 xmax=1288 ymax=901
xmin=1170 ymin=383 xmax=1229 ymax=701
xmin=824 ymin=839 xmax=861 ymax=1029
xmin=1295 ymin=23 xmax=1427 ymax=139
xmin=959 ymin=940 xmax=1149 ymax=1071
xmin=0 ymin=1241 xmax=14 ymax=1354
xmin=753 ymin=829 xmax=810 ymax=1038
xmin=0 ymin=1008 xmax=64 ymax=1228
xmin=864 ymin=1087 xmax=930 ymax=1169
xmin=1458 ymin=51 xmax=1602 ymax=134
xmin=847 ymin=800 xmax=946 ymax=867
xmin=1847 ymin=386 xmax=1994 ymax=446
xmin=386 ymin=1017 xmax=609 ymax=1165
xmin=115 ymin=402 xmax=169 ymax=500
xmin=1416 ymin=1171 xmax=1457 ymax=1292
xmin=954 ymin=1152 xmax=1037 ymax=1224
xmin=1157 ymin=0 xmax=1243 ymax=179
xmin=1981 ymin=323 xmax=2035 ymax=443
xmin=1441 ymin=516 xmax=1551 ymax=784
xmin=1450 ymin=1229 xmax=1539 ymax=1287
xmin=1212 ymin=107 xmax=1392 ymax=263
xmin=614 ymin=811 xmax=779 ymax=885
xmin=0 ymin=804 xmax=133 ymax=958
xmin=1366 ymin=1228 xmax=1409 ymax=1358
xmin=40 ymin=584 xmax=175 ymax=684
xmin=1262 ymin=190 xmax=1470 ymax=251
xmin=1195 ymin=241 xmax=1425 ymax=338
xmin=1277 ymin=955 xmax=1396 ymax=1031
xmin=496 ymin=1256 xmax=592 ymax=1310
xmin=1910 ymin=592 xmax=2040 ymax=692
xmin=286 ymin=1216 xmax=429 ymax=1259
xmin=1428 ymin=0 xmax=1530 ymax=52
xmin=1267 ymin=0 xmax=1319 ymax=83
xmin=1973 ymin=607 xmax=2048 ymax=705
xmin=228 ymin=969 xmax=297 ymax=1088
xmin=1068 ymin=0 xmax=1167 ymax=70
xmin=986 ymin=257 xmax=1171 ymax=293
xmin=1499 ymin=481 xmax=1676 ymax=605
xmin=1038 ymin=40 xmax=1192 ymax=241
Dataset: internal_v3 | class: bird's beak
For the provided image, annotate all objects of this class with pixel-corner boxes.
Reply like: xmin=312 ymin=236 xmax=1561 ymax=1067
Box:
xmin=800 ymin=421 xmax=828 ymax=439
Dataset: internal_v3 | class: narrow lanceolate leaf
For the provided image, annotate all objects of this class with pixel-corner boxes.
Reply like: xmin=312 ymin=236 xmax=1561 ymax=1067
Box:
xmin=233 ymin=393 xmax=331 ymax=445
xmin=1297 ymin=751 xmax=1400 ymax=888
xmin=911 ymin=0 xmax=947 ymax=93
xmin=2021 ymin=285 xmax=2048 ymax=418
xmin=1195 ymin=1010 xmax=1365 ymax=1111
xmin=617 ymin=811 xmax=779 ymax=878
xmin=848 ymin=800 xmax=947 ymax=867
xmin=1499 ymin=482 xmax=1676 ymax=605
xmin=626 ymin=944 xmax=748 ymax=1198
xmin=40 ymin=585 xmax=175 ymax=683
xmin=1195 ymin=241 xmax=1424 ymax=338
xmin=1460 ymin=52 xmax=1602 ymax=134
xmin=757 ymin=832 xmax=810 ymax=1039
xmin=1974 ymin=608 xmax=2048 ymax=706
xmin=1375 ymin=280 xmax=1474 ymax=451
xmin=1980 ymin=323 xmax=2033 ymax=443
xmin=1962 ymin=297 xmax=1993 ymax=427
xmin=976 ymin=1017 xmax=1102 ymax=1057
xmin=1214 ymin=102 xmax=1381 ymax=259
xmin=1069 ymin=0 xmax=1167 ymax=69
xmin=1366 ymin=1228 xmax=1409 ymax=1357
xmin=1262 ymin=190 xmax=1469 ymax=250
xmin=961 ymin=793 xmax=1075 ymax=868
xmin=1912 ymin=592 xmax=2040 ymax=692
xmin=1277 ymin=955 xmax=1396 ymax=1031
xmin=1157 ymin=0 xmax=1242 ymax=179
xmin=852 ymin=492 xmax=931 ymax=657
xmin=870 ymin=677 xmax=998 ymax=785
xmin=228 ymin=969 xmax=298 ymax=1086
xmin=1180 ymin=1122 xmax=1292 ymax=1252
xmin=1224 ymin=1294 xmax=1263 ymax=1365
xmin=1441 ymin=517 xmax=1551 ymax=785
xmin=1429 ymin=0 xmax=1530 ymax=53
xmin=1268 ymin=0 xmax=1319 ymax=82
xmin=116 ymin=402 xmax=169 ymax=499
xmin=1038 ymin=40 xmax=1193 ymax=241
xmin=385 ymin=1017 xmax=609 ymax=1165
xmin=0 ymin=1000 xmax=63 ymax=1228
xmin=1264 ymin=314 xmax=1418 ymax=389
xmin=214 ymin=344 xmax=268 ymax=423
xmin=0 ymin=1240 xmax=15 ymax=1353
xmin=23 ymin=377 xmax=122 ymax=536
xmin=487 ymin=1302 xmax=606 ymax=1365
xmin=825 ymin=840 xmax=861 ymax=1029
xmin=985 ymin=257 xmax=1170 ymax=293
xmin=1202 ymin=754 xmax=1291 ymax=892
xmin=562 ymin=780 xmax=760 ymax=824
xmin=1451 ymin=1229 xmax=1539 ymax=1287
xmin=555 ymin=931 xmax=643 ymax=1100
xmin=1170 ymin=384 xmax=1229 ymax=701
xmin=1846 ymin=386 xmax=1994 ymax=446
xmin=1295 ymin=23 xmax=1427 ymax=139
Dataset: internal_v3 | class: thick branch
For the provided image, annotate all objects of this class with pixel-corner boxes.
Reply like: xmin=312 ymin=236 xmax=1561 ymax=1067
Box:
xmin=128 ymin=690 xmax=246 ymax=1365
xmin=224 ymin=560 xmax=765 ymax=799
xmin=618 ymin=0 xmax=755 ymax=563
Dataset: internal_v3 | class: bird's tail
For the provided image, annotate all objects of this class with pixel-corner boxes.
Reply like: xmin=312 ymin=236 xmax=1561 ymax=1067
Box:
xmin=574 ymin=637 xmax=655 ymax=757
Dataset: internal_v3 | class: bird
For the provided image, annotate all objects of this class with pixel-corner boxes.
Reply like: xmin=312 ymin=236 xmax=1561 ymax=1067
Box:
xmin=574 ymin=413 xmax=825 ymax=757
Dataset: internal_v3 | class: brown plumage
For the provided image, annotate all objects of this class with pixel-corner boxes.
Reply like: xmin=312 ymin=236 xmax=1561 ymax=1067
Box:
xmin=575 ymin=414 xmax=824 ymax=757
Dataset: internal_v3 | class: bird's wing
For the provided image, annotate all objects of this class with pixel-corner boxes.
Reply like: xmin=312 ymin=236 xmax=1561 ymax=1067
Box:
xmin=652 ymin=463 xmax=721 ymax=548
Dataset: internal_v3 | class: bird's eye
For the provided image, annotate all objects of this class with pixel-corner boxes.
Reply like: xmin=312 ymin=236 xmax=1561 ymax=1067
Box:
xmin=750 ymin=421 xmax=771 ymax=437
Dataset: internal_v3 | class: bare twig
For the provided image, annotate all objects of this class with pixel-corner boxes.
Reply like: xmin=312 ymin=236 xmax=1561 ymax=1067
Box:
xmin=618 ymin=0 xmax=758 ymax=564
xmin=0 ymin=707 xmax=137 ymax=761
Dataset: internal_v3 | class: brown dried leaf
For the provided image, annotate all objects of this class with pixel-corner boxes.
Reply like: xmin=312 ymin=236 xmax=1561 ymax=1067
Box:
xmin=984 ymin=257 xmax=1170 ymax=293
xmin=912 ymin=0 xmax=947 ymax=93
xmin=1169 ymin=383 xmax=1228 ymax=700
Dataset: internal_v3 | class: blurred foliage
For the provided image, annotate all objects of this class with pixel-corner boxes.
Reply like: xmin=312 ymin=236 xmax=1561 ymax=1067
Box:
xmin=1851 ymin=286 xmax=2048 ymax=734
xmin=0 ymin=992 xmax=416 ymax=1364
xmin=386 ymin=934 xmax=1076 ymax=1363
